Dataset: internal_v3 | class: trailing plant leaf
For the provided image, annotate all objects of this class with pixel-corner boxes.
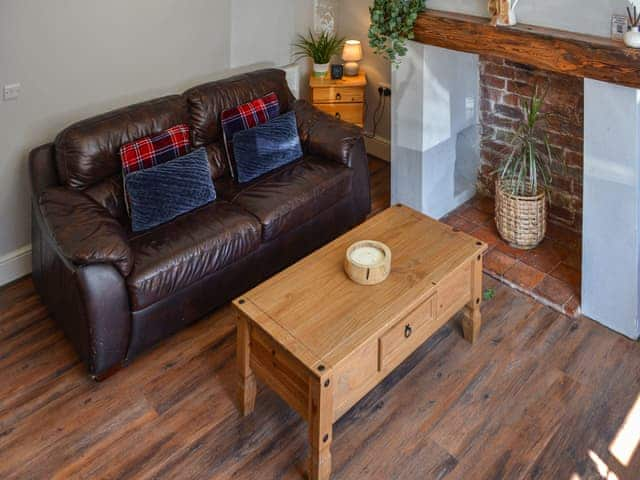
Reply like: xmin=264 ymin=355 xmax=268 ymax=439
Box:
xmin=368 ymin=0 xmax=424 ymax=68
xmin=293 ymin=30 xmax=345 ymax=64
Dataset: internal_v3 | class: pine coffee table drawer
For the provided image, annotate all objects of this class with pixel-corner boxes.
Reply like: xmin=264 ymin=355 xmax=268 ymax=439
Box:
xmin=378 ymin=294 xmax=437 ymax=372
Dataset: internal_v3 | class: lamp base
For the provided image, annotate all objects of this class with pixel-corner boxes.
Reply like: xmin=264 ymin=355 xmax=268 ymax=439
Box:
xmin=344 ymin=62 xmax=360 ymax=76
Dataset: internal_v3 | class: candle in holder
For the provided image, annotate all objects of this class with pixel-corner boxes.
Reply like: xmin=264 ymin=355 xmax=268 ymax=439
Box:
xmin=344 ymin=240 xmax=391 ymax=285
xmin=350 ymin=245 xmax=385 ymax=266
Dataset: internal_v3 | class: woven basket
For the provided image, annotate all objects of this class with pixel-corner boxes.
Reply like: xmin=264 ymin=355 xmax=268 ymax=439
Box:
xmin=495 ymin=179 xmax=547 ymax=250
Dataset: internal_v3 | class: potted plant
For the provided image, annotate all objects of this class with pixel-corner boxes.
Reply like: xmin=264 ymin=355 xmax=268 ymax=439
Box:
xmin=293 ymin=30 xmax=345 ymax=78
xmin=368 ymin=0 xmax=424 ymax=68
xmin=494 ymin=86 xmax=554 ymax=249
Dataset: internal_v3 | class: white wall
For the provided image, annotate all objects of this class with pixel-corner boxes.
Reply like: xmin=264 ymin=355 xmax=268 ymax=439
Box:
xmin=230 ymin=0 xmax=315 ymax=98
xmin=337 ymin=0 xmax=392 ymax=143
xmin=0 ymin=0 xmax=315 ymax=285
xmin=427 ymin=0 xmax=628 ymax=37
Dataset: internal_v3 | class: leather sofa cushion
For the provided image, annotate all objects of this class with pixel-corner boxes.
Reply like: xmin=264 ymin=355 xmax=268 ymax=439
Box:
xmin=55 ymin=95 xmax=189 ymax=190
xmin=126 ymin=201 xmax=261 ymax=310
xmin=83 ymin=175 xmax=129 ymax=225
xmin=217 ymin=156 xmax=353 ymax=242
xmin=204 ymin=141 xmax=229 ymax=180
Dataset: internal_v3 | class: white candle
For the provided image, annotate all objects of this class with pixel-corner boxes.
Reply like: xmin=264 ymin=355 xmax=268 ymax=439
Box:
xmin=350 ymin=246 xmax=384 ymax=266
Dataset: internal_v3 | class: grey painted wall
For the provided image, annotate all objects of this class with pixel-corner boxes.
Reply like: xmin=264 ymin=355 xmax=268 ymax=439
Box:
xmin=0 ymin=0 xmax=315 ymax=284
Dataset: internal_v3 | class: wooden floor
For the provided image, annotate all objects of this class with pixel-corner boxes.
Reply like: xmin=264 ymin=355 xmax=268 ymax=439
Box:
xmin=2 ymin=159 xmax=640 ymax=479
xmin=368 ymin=156 xmax=390 ymax=217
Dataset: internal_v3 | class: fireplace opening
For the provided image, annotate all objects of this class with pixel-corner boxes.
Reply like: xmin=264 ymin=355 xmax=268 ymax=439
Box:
xmin=443 ymin=55 xmax=583 ymax=317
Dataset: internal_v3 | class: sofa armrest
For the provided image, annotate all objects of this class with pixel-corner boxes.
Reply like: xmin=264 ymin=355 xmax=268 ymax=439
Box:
xmin=292 ymin=99 xmax=371 ymax=218
xmin=38 ymin=187 xmax=133 ymax=277
xmin=292 ymin=100 xmax=364 ymax=168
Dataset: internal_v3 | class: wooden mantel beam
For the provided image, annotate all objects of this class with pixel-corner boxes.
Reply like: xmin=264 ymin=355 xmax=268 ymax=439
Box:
xmin=413 ymin=9 xmax=640 ymax=90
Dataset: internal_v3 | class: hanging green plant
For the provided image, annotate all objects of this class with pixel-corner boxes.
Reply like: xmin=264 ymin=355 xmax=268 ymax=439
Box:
xmin=368 ymin=0 xmax=424 ymax=68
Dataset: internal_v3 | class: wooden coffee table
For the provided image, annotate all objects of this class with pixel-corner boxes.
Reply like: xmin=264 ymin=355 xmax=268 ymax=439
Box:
xmin=233 ymin=205 xmax=487 ymax=480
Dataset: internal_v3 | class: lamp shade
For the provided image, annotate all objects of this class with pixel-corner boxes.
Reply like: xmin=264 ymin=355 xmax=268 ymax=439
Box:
xmin=342 ymin=40 xmax=363 ymax=62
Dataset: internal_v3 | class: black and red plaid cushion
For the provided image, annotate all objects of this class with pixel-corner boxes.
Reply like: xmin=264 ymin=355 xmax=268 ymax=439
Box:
xmin=221 ymin=92 xmax=280 ymax=176
xmin=221 ymin=92 xmax=280 ymax=139
xmin=120 ymin=124 xmax=191 ymax=175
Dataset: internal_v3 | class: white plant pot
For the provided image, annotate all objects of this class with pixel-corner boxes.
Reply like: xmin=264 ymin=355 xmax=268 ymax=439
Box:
xmin=624 ymin=26 xmax=640 ymax=48
xmin=313 ymin=63 xmax=330 ymax=78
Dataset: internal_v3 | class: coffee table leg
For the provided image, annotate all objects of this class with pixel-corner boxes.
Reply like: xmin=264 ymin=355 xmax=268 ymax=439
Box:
xmin=463 ymin=255 xmax=483 ymax=344
xmin=237 ymin=314 xmax=256 ymax=416
xmin=308 ymin=374 xmax=334 ymax=480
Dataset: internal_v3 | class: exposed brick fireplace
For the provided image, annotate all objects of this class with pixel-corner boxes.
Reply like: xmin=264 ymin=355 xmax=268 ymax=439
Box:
xmin=478 ymin=56 xmax=584 ymax=232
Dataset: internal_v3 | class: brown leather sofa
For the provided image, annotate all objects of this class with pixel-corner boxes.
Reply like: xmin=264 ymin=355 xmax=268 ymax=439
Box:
xmin=29 ymin=69 xmax=370 ymax=379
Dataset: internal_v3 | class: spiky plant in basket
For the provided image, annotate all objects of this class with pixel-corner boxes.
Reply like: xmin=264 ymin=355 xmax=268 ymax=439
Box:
xmin=494 ymin=85 xmax=556 ymax=249
xmin=496 ymin=85 xmax=553 ymax=196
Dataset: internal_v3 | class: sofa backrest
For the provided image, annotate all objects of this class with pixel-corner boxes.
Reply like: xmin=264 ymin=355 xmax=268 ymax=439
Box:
xmin=184 ymin=69 xmax=292 ymax=178
xmin=50 ymin=69 xmax=293 ymax=220
xmin=55 ymin=95 xmax=189 ymax=190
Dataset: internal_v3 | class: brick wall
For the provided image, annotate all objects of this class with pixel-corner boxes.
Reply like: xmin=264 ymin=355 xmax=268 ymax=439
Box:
xmin=478 ymin=55 xmax=584 ymax=231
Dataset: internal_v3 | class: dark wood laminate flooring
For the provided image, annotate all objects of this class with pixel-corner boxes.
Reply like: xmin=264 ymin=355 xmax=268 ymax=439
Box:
xmin=1 ymin=158 xmax=639 ymax=479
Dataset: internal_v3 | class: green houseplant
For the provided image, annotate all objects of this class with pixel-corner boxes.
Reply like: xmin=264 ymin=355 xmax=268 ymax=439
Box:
xmin=368 ymin=0 xmax=424 ymax=68
xmin=293 ymin=30 xmax=345 ymax=78
xmin=494 ymin=86 xmax=555 ymax=249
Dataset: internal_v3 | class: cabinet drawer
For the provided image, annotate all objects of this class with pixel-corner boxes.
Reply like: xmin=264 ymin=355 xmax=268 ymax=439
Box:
xmin=378 ymin=295 xmax=437 ymax=372
xmin=314 ymin=103 xmax=364 ymax=126
xmin=313 ymin=86 xmax=365 ymax=104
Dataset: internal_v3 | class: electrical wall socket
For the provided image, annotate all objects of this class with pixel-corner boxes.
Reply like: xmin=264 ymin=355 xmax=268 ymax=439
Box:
xmin=3 ymin=83 xmax=21 ymax=101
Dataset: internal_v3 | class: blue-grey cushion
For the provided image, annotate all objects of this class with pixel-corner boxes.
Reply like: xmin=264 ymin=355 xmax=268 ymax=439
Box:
xmin=125 ymin=147 xmax=216 ymax=232
xmin=232 ymin=111 xmax=303 ymax=183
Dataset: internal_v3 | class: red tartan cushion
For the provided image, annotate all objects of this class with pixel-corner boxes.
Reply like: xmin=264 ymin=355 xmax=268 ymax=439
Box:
xmin=221 ymin=92 xmax=280 ymax=139
xmin=120 ymin=124 xmax=191 ymax=175
xmin=221 ymin=92 xmax=280 ymax=177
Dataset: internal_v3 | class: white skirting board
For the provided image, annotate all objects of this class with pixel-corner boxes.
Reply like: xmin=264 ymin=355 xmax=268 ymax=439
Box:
xmin=364 ymin=135 xmax=391 ymax=162
xmin=0 ymin=245 xmax=32 ymax=286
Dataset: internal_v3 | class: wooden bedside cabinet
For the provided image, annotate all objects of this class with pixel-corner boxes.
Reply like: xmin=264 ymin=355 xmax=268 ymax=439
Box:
xmin=310 ymin=72 xmax=367 ymax=127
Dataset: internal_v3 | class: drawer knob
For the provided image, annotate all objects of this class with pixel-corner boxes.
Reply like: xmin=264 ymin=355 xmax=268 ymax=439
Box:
xmin=336 ymin=93 xmax=342 ymax=100
xmin=404 ymin=324 xmax=413 ymax=339
xmin=335 ymin=112 xmax=341 ymax=120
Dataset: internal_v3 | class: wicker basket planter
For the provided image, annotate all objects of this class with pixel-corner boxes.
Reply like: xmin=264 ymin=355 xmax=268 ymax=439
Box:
xmin=495 ymin=179 xmax=547 ymax=250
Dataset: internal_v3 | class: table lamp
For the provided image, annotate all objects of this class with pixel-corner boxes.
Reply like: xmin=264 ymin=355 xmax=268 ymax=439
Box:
xmin=342 ymin=40 xmax=363 ymax=76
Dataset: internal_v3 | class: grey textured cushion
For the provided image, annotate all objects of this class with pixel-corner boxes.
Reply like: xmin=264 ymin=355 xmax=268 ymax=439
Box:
xmin=125 ymin=147 xmax=216 ymax=232
xmin=232 ymin=111 xmax=303 ymax=183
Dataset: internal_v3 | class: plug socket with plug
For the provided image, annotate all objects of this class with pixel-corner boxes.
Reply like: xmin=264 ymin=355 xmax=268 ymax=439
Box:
xmin=378 ymin=83 xmax=391 ymax=97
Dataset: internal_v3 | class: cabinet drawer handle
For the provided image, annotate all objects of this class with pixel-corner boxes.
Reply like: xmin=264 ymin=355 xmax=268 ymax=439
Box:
xmin=336 ymin=93 xmax=342 ymax=100
xmin=404 ymin=325 xmax=413 ymax=339
xmin=335 ymin=112 xmax=341 ymax=120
